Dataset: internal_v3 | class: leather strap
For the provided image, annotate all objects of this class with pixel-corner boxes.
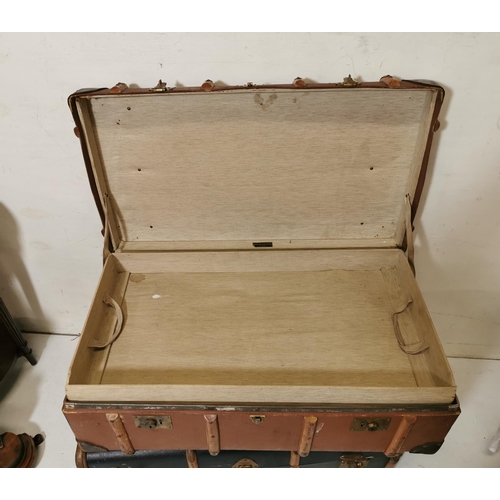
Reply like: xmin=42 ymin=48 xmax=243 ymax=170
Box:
xmin=392 ymin=299 xmax=429 ymax=355
xmin=88 ymin=294 xmax=124 ymax=349
xmin=405 ymin=194 xmax=415 ymax=275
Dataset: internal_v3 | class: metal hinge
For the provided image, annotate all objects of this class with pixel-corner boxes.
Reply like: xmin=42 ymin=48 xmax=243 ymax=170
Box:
xmin=339 ymin=454 xmax=370 ymax=468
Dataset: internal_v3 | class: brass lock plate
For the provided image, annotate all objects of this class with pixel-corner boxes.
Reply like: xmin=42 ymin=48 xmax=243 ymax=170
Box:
xmin=250 ymin=415 xmax=266 ymax=425
xmin=133 ymin=416 xmax=172 ymax=429
xmin=350 ymin=418 xmax=391 ymax=432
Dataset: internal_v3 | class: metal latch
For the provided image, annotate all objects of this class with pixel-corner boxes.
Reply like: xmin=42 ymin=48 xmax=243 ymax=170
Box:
xmin=340 ymin=75 xmax=359 ymax=87
xmin=339 ymin=454 xmax=370 ymax=468
xmin=150 ymin=80 xmax=168 ymax=92
xmin=133 ymin=416 xmax=172 ymax=429
xmin=250 ymin=415 xmax=266 ymax=425
xmin=350 ymin=418 xmax=391 ymax=432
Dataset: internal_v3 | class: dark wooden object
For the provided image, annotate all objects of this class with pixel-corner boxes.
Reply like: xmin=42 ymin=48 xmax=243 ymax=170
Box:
xmin=0 ymin=432 xmax=44 ymax=468
xmin=0 ymin=298 xmax=37 ymax=380
xmin=0 ymin=316 xmax=17 ymax=381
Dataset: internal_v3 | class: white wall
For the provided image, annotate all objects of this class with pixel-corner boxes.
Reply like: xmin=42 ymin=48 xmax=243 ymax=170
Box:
xmin=1 ymin=33 xmax=499 ymax=358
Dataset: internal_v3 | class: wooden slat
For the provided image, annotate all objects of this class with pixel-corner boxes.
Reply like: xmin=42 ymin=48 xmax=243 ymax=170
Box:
xmin=118 ymin=238 xmax=398 ymax=253
xmin=106 ymin=413 xmax=135 ymax=456
xmin=186 ymin=450 xmax=199 ymax=468
xmin=298 ymin=416 xmax=318 ymax=457
xmin=290 ymin=451 xmax=300 ymax=468
xmin=204 ymin=415 xmax=220 ymax=456
xmin=67 ymin=384 xmax=456 ymax=405
xmin=116 ymin=248 xmax=401 ymax=274
xmin=384 ymin=416 xmax=417 ymax=456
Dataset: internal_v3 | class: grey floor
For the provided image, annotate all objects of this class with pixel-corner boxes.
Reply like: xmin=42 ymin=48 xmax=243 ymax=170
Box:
xmin=0 ymin=333 xmax=499 ymax=467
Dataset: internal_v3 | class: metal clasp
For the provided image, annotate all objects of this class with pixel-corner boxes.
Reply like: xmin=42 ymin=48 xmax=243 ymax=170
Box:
xmin=150 ymin=80 xmax=168 ymax=92
xmin=340 ymin=75 xmax=359 ymax=87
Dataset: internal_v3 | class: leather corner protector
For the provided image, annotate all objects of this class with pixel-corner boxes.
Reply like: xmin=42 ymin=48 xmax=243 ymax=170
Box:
xmin=201 ymin=80 xmax=215 ymax=91
xmin=380 ymin=75 xmax=401 ymax=88
xmin=293 ymin=77 xmax=307 ymax=88
xmin=110 ymin=83 xmax=128 ymax=94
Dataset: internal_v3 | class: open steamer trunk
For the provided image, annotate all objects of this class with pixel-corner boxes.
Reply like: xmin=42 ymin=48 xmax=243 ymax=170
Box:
xmin=66 ymin=80 xmax=455 ymax=405
xmin=64 ymin=77 xmax=460 ymax=467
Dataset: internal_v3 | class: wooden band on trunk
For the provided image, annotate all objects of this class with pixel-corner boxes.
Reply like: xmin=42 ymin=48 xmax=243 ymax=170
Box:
xmin=75 ymin=443 xmax=88 ymax=468
xmin=204 ymin=414 xmax=220 ymax=456
xmin=106 ymin=413 xmax=135 ymax=456
xmin=290 ymin=451 xmax=300 ymax=468
xmin=385 ymin=416 xmax=417 ymax=457
xmin=298 ymin=416 xmax=318 ymax=457
xmin=186 ymin=450 xmax=199 ymax=468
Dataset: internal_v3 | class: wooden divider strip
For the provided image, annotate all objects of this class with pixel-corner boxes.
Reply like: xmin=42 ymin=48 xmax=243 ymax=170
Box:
xmin=106 ymin=413 xmax=135 ymax=456
xmin=298 ymin=416 xmax=318 ymax=457
xmin=204 ymin=414 xmax=220 ymax=456
xmin=385 ymin=416 xmax=417 ymax=456
xmin=186 ymin=450 xmax=199 ymax=468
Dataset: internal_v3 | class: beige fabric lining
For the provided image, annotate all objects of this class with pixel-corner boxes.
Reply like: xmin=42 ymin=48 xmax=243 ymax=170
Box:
xmin=80 ymin=88 xmax=437 ymax=248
